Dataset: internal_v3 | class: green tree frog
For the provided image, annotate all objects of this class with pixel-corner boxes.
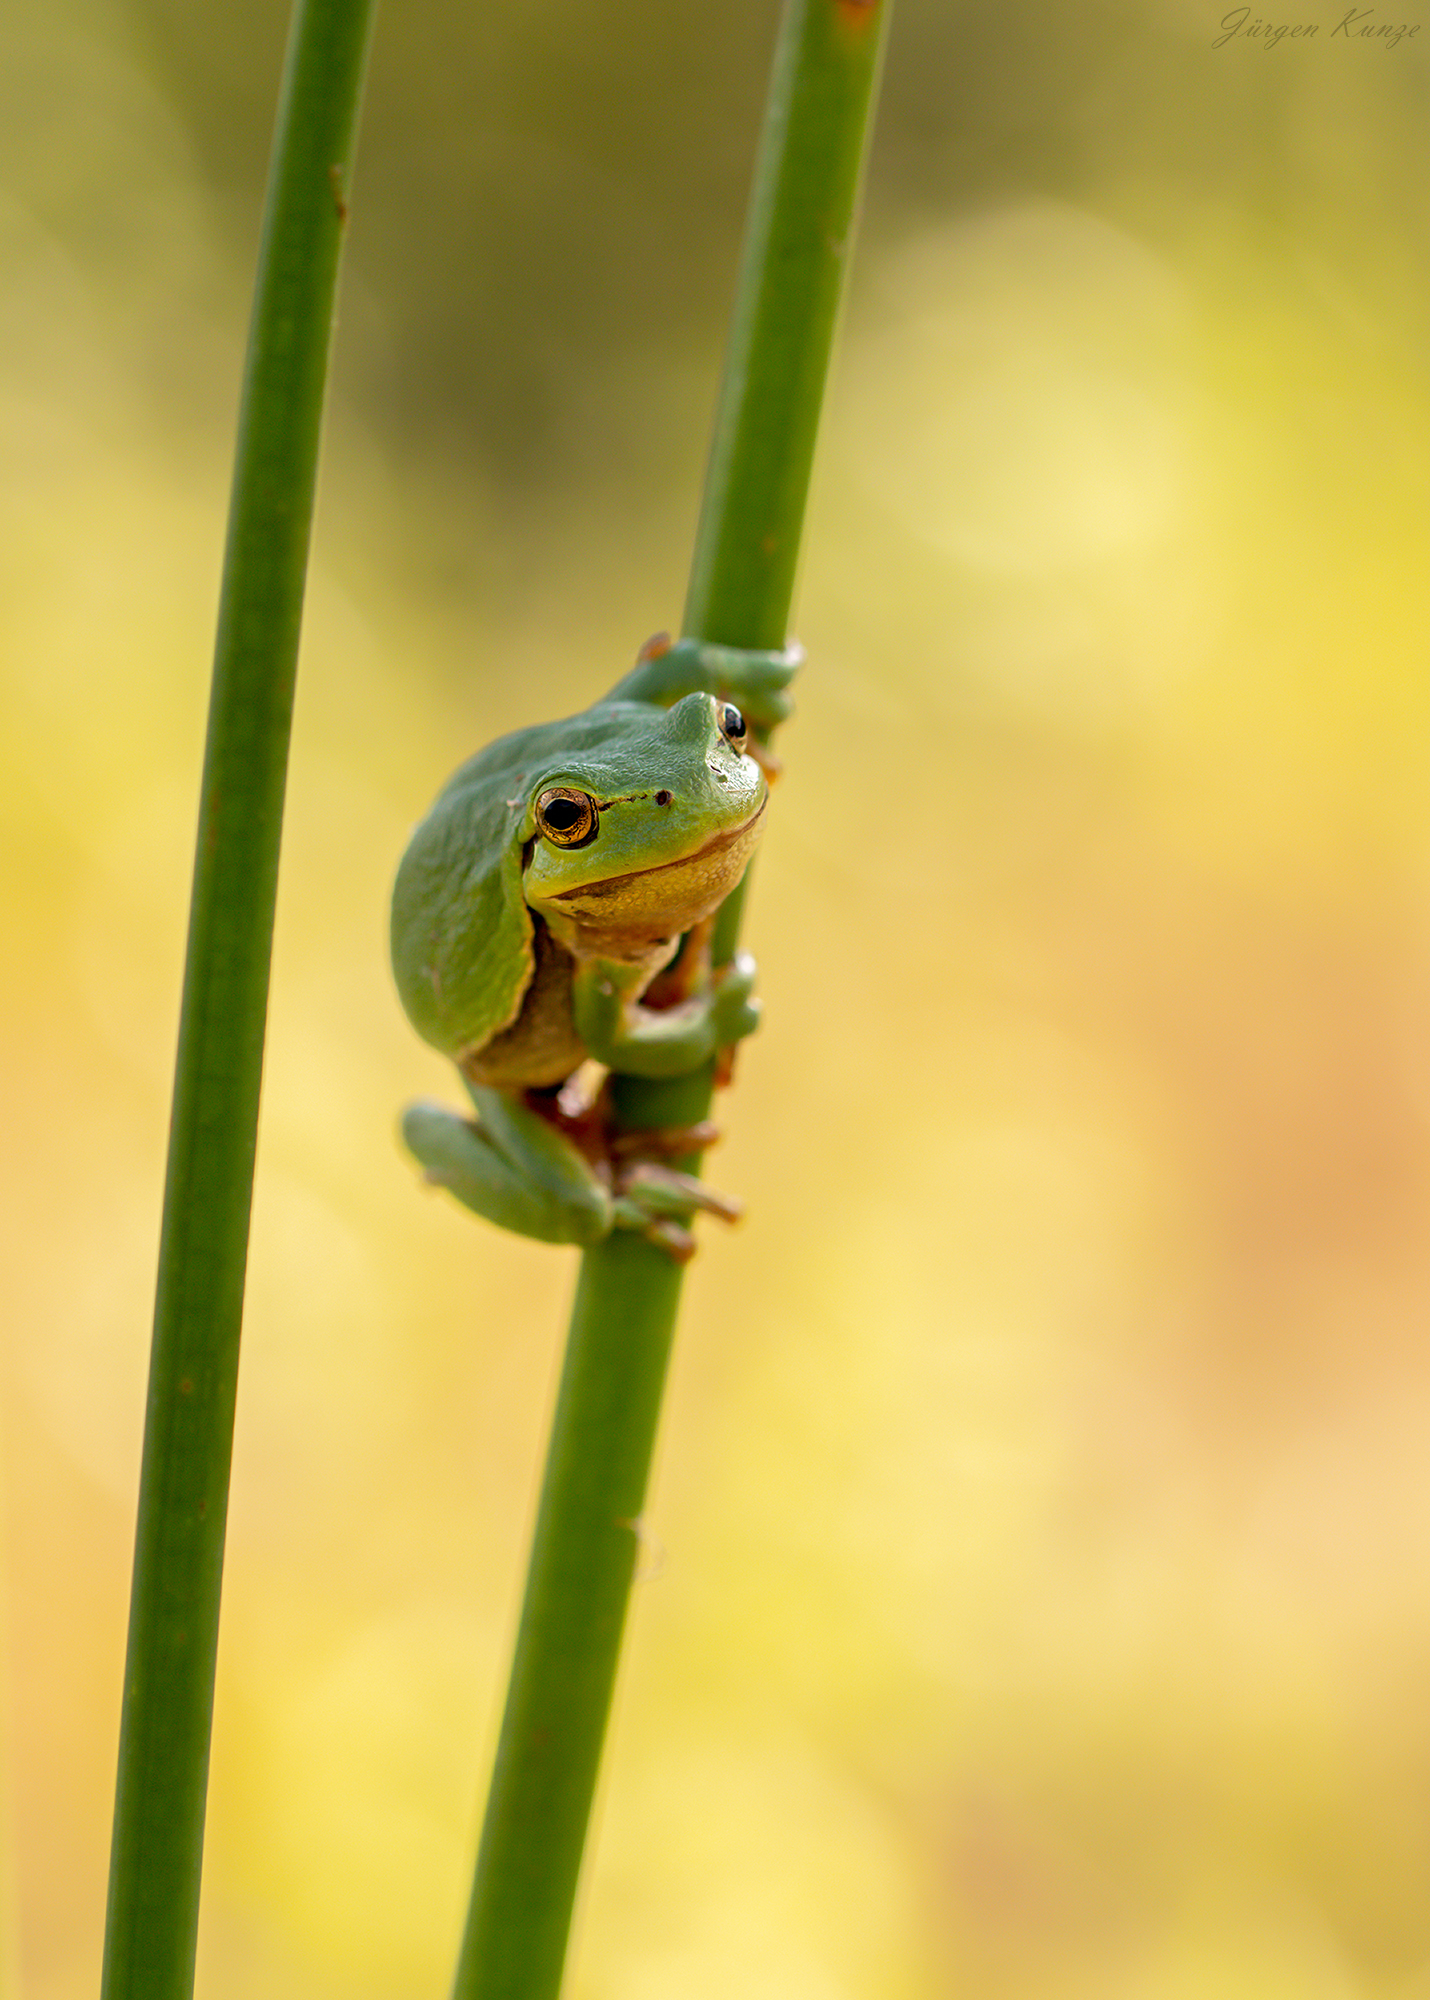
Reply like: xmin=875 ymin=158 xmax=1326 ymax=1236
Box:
xmin=390 ymin=633 xmax=800 ymax=1257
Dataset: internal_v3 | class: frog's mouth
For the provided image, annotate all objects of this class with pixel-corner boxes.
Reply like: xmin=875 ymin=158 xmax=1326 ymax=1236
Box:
xmin=540 ymin=797 xmax=766 ymax=956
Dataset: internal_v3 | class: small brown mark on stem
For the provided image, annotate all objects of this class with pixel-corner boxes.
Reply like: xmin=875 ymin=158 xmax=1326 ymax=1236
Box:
xmin=328 ymin=164 xmax=348 ymax=223
xmin=833 ymin=0 xmax=881 ymax=33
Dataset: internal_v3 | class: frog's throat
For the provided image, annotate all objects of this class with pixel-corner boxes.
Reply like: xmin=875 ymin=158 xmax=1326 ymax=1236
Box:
xmin=533 ymin=798 xmax=765 ymax=965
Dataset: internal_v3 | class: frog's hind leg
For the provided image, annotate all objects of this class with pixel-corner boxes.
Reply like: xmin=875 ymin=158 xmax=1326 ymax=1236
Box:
xmin=404 ymin=1082 xmax=743 ymax=1260
xmin=402 ymin=1092 xmax=613 ymax=1247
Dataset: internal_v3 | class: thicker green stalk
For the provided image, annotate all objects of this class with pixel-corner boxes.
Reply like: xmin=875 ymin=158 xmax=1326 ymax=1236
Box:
xmin=452 ymin=5 xmax=890 ymax=1996
xmin=101 ymin=5 xmax=375 ymax=1997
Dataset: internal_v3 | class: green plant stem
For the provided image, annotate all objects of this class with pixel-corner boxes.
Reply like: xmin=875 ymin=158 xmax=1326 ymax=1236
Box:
xmin=452 ymin=5 xmax=889 ymax=1997
xmin=100 ymin=5 xmax=375 ymax=1996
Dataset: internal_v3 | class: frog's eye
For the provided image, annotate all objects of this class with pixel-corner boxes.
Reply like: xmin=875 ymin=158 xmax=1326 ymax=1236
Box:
xmin=718 ymin=702 xmax=748 ymax=749
xmin=535 ymin=787 xmax=599 ymax=847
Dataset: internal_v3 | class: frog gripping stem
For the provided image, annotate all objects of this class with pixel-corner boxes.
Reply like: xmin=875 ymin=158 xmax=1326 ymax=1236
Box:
xmin=443 ymin=5 xmax=892 ymax=1997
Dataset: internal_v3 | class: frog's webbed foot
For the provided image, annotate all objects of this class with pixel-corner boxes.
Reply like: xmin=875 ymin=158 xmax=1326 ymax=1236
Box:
xmin=529 ymin=1085 xmax=740 ymax=1258
xmin=619 ymin=1161 xmax=742 ymax=1222
xmin=612 ymin=1161 xmax=743 ymax=1263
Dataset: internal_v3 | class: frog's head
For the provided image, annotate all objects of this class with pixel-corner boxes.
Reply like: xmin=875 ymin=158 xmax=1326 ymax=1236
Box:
xmin=390 ymin=690 xmax=769 ymax=1065
xmin=521 ymin=691 xmax=766 ymax=962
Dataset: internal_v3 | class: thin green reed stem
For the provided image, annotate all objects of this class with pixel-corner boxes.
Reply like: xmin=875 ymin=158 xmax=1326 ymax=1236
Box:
xmin=452 ymin=6 xmax=889 ymax=1996
xmin=101 ymin=5 xmax=375 ymax=1996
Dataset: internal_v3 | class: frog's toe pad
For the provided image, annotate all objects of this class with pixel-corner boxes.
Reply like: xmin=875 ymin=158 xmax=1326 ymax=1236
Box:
xmin=645 ymin=1218 xmax=697 ymax=1262
xmin=711 ymin=950 xmax=761 ymax=1045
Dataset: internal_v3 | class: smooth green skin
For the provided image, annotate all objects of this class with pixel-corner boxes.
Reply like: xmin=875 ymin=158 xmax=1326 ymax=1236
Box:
xmin=390 ymin=636 xmax=799 ymax=1245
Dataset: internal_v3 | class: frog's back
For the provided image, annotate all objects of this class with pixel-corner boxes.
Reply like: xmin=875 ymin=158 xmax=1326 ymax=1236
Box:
xmin=390 ymin=701 xmax=658 ymax=1064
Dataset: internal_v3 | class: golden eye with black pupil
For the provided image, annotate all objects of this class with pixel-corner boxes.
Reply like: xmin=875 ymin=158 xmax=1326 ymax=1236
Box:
xmin=535 ymin=787 xmax=599 ymax=847
xmin=718 ymin=702 xmax=747 ymax=748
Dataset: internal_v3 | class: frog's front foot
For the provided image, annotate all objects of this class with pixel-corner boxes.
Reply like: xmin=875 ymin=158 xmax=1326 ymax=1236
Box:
xmin=610 ymin=633 xmax=802 ymax=738
xmin=572 ymin=949 xmax=761 ymax=1080
xmin=706 ymin=950 xmax=760 ymax=1046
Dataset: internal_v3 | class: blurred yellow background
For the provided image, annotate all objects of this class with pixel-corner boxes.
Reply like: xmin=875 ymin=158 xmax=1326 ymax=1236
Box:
xmin=7 ymin=0 xmax=1430 ymax=1994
